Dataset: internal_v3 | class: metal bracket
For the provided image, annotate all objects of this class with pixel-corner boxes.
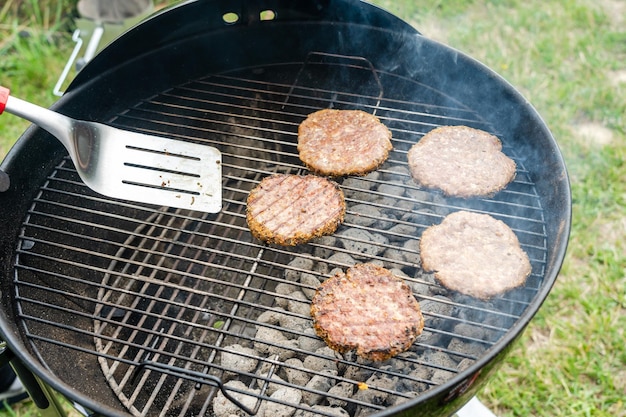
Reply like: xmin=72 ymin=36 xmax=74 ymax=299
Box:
xmin=131 ymin=358 xmax=279 ymax=416
xmin=53 ymin=29 xmax=83 ymax=97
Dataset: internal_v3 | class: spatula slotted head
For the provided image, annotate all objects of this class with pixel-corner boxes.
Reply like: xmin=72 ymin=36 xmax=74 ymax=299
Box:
xmin=87 ymin=130 xmax=222 ymax=213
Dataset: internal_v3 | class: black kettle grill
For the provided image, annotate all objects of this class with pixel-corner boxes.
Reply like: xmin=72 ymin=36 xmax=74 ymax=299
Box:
xmin=0 ymin=1 xmax=570 ymax=416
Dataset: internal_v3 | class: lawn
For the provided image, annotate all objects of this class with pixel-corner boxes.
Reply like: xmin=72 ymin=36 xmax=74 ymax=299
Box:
xmin=0 ymin=0 xmax=625 ymax=416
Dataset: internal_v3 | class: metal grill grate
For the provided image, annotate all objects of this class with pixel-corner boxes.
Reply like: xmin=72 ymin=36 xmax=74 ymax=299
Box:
xmin=14 ymin=56 xmax=547 ymax=417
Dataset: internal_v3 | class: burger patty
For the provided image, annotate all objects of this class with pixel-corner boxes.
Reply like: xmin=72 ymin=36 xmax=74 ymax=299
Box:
xmin=311 ymin=263 xmax=424 ymax=361
xmin=246 ymin=174 xmax=346 ymax=246
xmin=297 ymin=109 xmax=393 ymax=176
xmin=407 ymin=125 xmax=516 ymax=198
xmin=420 ymin=211 xmax=532 ymax=299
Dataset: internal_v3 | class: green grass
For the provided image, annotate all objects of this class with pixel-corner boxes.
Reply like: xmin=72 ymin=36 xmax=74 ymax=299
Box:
xmin=396 ymin=1 xmax=626 ymax=416
xmin=1 ymin=0 xmax=625 ymax=416
xmin=0 ymin=0 xmax=75 ymax=157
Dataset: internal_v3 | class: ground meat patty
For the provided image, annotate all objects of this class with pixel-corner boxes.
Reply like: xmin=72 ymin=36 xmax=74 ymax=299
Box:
xmin=297 ymin=109 xmax=393 ymax=176
xmin=311 ymin=263 xmax=424 ymax=361
xmin=407 ymin=125 xmax=516 ymax=197
xmin=246 ymin=174 xmax=346 ymax=246
xmin=420 ymin=211 xmax=532 ymax=299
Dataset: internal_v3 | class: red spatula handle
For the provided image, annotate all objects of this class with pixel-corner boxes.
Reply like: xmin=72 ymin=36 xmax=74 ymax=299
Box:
xmin=0 ymin=86 xmax=9 ymax=114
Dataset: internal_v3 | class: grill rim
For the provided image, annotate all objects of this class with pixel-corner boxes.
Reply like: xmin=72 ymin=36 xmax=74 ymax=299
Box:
xmin=0 ymin=1 xmax=571 ymax=416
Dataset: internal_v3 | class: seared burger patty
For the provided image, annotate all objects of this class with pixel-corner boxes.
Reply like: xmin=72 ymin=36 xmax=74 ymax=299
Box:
xmin=298 ymin=109 xmax=393 ymax=176
xmin=420 ymin=211 xmax=532 ymax=299
xmin=311 ymin=263 xmax=424 ymax=361
xmin=246 ymin=174 xmax=345 ymax=246
xmin=407 ymin=125 xmax=516 ymax=198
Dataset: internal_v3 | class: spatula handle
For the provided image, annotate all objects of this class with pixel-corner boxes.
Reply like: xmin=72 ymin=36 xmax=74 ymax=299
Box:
xmin=0 ymin=86 xmax=9 ymax=114
xmin=0 ymin=86 xmax=73 ymax=152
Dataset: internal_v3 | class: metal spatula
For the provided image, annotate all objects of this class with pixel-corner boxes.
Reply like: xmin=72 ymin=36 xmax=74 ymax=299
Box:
xmin=0 ymin=86 xmax=222 ymax=213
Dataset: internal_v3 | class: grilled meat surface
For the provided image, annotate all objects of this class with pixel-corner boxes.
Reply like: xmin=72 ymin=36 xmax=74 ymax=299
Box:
xmin=246 ymin=174 xmax=346 ymax=246
xmin=311 ymin=263 xmax=424 ymax=361
xmin=407 ymin=125 xmax=516 ymax=197
xmin=298 ymin=109 xmax=393 ymax=176
xmin=420 ymin=210 xmax=532 ymax=299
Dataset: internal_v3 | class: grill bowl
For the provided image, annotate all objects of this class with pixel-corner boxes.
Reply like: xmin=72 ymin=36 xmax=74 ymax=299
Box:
xmin=0 ymin=1 xmax=570 ymax=416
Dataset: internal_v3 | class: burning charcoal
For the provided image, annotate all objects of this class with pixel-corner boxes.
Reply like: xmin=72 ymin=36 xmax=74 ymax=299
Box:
xmin=457 ymin=358 xmax=474 ymax=371
xmin=413 ymin=267 xmax=435 ymax=283
xmin=275 ymin=283 xmax=298 ymax=308
xmin=284 ymin=358 xmax=311 ymax=387
xmin=415 ymin=329 xmax=441 ymax=347
xmin=401 ymin=366 xmax=432 ymax=394
xmin=285 ymin=257 xmax=316 ymax=282
xmin=342 ymin=362 xmax=374 ymax=383
xmin=313 ymin=235 xmax=338 ymax=259
xmin=314 ymin=260 xmax=329 ymax=274
xmin=423 ymin=349 xmax=457 ymax=369
xmin=382 ymin=248 xmax=407 ymax=270
xmin=390 ymin=392 xmax=418 ymax=407
xmin=454 ymin=298 xmax=495 ymax=322
xmin=326 ymin=381 xmax=355 ymax=407
xmin=257 ymin=308 xmax=286 ymax=325
xmin=294 ymin=405 xmax=350 ymax=417
xmin=405 ymin=187 xmax=434 ymax=202
xmin=212 ymin=380 xmax=260 ymax=417
xmin=254 ymin=326 xmax=298 ymax=361
xmin=302 ymin=370 xmax=338 ymax=406
xmin=399 ymin=249 xmax=421 ymax=270
xmin=326 ymin=252 xmax=357 ymax=268
xmin=448 ymin=338 xmax=486 ymax=358
xmin=255 ymin=369 xmax=288 ymax=396
xmin=287 ymin=290 xmax=312 ymax=316
xmin=279 ymin=313 xmax=310 ymax=337
xmin=328 ymin=267 xmax=344 ymax=278
xmin=298 ymin=328 xmax=326 ymax=352
xmin=378 ymin=182 xmax=405 ymax=197
xmin=387 ymin=200 xmax=416 ymax=214
xmin=338 ymin=229 xmax=388 ymax=258
xmin=342 ymin=176 xmax=377 ymax=202
xmin=419 ymin=296 xmax=454 ymax=329
xmin=424 ymin=350 xmax=457 ymax=385
xmin=431 ymin=368 xmax=455 ymax=385
xmin=343 ymin=175 xmax=376 ymax=189
xmin=353 ymin=374 xmax=397 ymax=414
xmin=416 ymin=271 xmax=447 ymax=296
xmin=300 ymin=273 xmax=322 ymax=300
xmin=345 ymin=204 xmax=380 ymax=227
xmin=303 ymin=346 xmax=339 ymax=373
xmin=391 ymin=269 xmax=428 ymax=296
xmin=403 ymin=237 xmax=420 ymax=255
xmin=263 ymin=387 xmax=302 ymax=417
xmin=257 ymin=301 xmax=308 ymax=336
xmin=372 ymin=213 xmax=395 ymax=231
xmin=431 ymin=194 xmax=451 ymax=216
xmin=387 ymin=164 xmax=409 ymax=175
xmin=387 ymin=223 xmax=419 ymax=243
xmin=453 ymin=323 xmax=487 ymax=340
xmin=220 ymin=344 xmax=259 ymax=375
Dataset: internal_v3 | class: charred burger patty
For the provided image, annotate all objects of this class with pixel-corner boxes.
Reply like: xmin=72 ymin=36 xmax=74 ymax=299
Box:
xmin=246 ymin=174 xmax=346 ymax=246
xmin=311 ymin=263 xmax=424 ymax=361
xmin=298 ymin=109 xmax=393 ymax=177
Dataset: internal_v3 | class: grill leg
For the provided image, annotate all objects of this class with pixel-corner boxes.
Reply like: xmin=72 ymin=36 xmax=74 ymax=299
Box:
xmin=9 ymin=360 xmax=66 ymax=417
xmin=456 ymin=397 xmax=498 ymax=417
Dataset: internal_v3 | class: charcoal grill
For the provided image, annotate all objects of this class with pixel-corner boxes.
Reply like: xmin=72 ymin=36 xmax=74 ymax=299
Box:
xmin=0 ymin=1 xmax=570 ymax=416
